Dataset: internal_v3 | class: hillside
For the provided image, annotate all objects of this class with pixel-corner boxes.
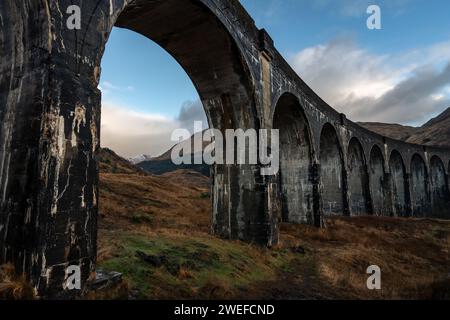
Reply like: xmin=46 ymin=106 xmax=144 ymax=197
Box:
xmin=357 ymin=122 xmax=418 ymax=141
xmin=98 ymin=148 xmax=148 ymax=175
xmin=96 ymin=171 xmax=450 ymax=300
xmin=136 ymin=131 xmax=210 ymax=176
xmin=3 ymin=147 xmax=448 ymax=299
xmin=359 ymin=107 xmax=450 ymax=147
xmin=91 ymin=147 xmax=450 ymax=300
xmin=405 ymin=108 xmax=450 ymax=146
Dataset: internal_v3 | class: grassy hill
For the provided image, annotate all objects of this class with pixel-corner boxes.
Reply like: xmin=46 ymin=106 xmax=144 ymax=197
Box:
xmin=93 ymin=151 xmax=450 ymax=299
xmin=405 ymin=108 xmax=450 ymax=146
xmin=2 ymin=148 xmax=448 ymax=300
xmin=136 ymin=131 xmax=210 ymax=176
xmin=98 ymin=148 xmax=148 ymax=175
xmin=359 ymin=107 xmax=450 ymax=147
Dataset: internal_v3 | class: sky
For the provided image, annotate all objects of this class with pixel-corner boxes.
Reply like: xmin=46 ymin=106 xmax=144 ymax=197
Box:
xmin=100 ymin=0 xmax=450 ymax=158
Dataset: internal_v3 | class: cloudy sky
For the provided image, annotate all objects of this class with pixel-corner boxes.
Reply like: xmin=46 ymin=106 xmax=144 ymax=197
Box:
xmin=100 ymin=0 xmax=450 ymax=158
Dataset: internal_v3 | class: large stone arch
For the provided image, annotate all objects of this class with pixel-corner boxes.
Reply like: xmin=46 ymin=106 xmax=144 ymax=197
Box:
xmin=0 ymin=0 xmax=275 ymax=297
xmin=347 ymin=137 xmax=372 ymax=216
xmin=113 ymin=0 xmax=258 ymax=130
xmin=389 ymin=150 xmax=409 ymax=217
xmin=429 ymin=155 xmax=450 ymax=218
xmin=319 ymin=123 xmax=348 ymax=216
xmin=410 ymin=154 xmax=430 ymax=217
xmin=369 ymin=145 xmax=388 ymax=216
xmin=2 ymin=0 xmax=450 ymax=299
xmin=273 ymin=93 xmax=315 ymax=224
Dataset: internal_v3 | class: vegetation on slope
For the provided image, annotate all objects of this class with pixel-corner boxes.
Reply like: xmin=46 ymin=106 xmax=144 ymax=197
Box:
xmin=1 ymin=148 xmax=449 ymax=300
xmin=97 ymin=165 xmax=450 ymax=299
xmin=98 ymin=148 xmax=148 ymax=175
xmin=359 ymin=107 xmax=450 ymax=147
xmin=0 ymin=264 xmax=35 ymax=300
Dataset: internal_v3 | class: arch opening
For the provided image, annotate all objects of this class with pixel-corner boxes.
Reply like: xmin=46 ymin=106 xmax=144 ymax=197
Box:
xmin=273 ymin=93 xmax=314 ymax=224
xmin=105 ymin=0 xmax=261 ymax=242
xmin=429 ymin=156 xmax=450 ymax=218
xmin=319 ymin=123 xmax=347 ymax=216
xmin=347 ymin=138 xmax=372 ymax=216
xmin=389 ymin=150 xmax=409 ymax=217
xmin=410 ymin=154 xmax=430 ymax=217
xmin=369 ymin=145 xmax=387 ymax=216
xmin=113 ymin=0 xmax=257 ymax=131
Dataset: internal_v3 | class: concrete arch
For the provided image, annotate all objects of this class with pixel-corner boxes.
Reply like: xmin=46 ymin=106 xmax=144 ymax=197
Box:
xmin=112 ymin=0 xmax=258 ymax=130
xmin=319 ymin=123 xmax=348 ymax=216
xmin=389 ymin=150 xmax=409 ymax=217
xmin=410 ymin=154 xmax=431 ymax=217
xmin=347 ymin=138 xmax=372 ymax=216
xmin=3 ymin=0 xmax=450 ymax=298
xmin=109 ymin=1 xmax=264 ymax=242
xmin=369 ymin=145 xmax=388 ymax=216
xmin=0 ymin=0 xmax=267 ymax=297
xmin=429 ymin=155 xmax=450 ymax=218
xmin=273 ymin=93 xmax=315 ymax=224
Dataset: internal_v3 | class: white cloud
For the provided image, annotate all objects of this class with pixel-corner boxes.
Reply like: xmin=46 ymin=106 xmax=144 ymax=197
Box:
xmin=99 ymin=81 xmax=136 ymax=96
xmin=100 ymin=100 xmax=207 ymax=158
xmin=290 ymin=37 xmax=394 ymax=104
xmin=101 ymin=104 xmax=177 ymax=158
xmin=289 ymin=37 xmax=450 ymax=124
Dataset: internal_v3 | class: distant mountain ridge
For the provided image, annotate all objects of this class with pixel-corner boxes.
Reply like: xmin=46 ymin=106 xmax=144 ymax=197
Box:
xmin=128 ymin=154 xmax=153 ymax=165
xmin=136 ymin=131 xmax=210 ymax=176
xmin=139 ymin=107 xmax=450 ymax=177
xmin=359 ymin=107 xmax=450 ymax=147
xmin=98 ymin=148 xmax=148 ymax=175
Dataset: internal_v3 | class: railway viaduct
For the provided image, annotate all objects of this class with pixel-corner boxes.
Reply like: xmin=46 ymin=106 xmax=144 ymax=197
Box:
xmin=1 ymin=0 xmax=449 ymax=297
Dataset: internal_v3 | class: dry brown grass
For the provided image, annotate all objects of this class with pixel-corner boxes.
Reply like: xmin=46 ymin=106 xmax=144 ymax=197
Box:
xmin=279 ymin=216 xmax=450 ymax=299
xmin=82 ymin=280 xmax=129 ymax=300
xmin=0 ymin=264 xmax=35 ymax=300
xmin=99 ymin=172 xmax=210 ymax=235
xmin=97 ymin=170 xmax=450 ymax=299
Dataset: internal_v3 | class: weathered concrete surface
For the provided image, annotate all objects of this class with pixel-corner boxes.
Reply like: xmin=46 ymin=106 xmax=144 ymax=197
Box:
xmin=389 ymin=150 xmax=410 ymax=217
xmin=1 ymin=0 xmax=450 ymax=297
xmin=319 ymin=123 xmax=348 ymax=217
xmin=429 ymin=156 xmax=450 ymax=218
xmin=369 ymin=146 xmax=389 ymax=216
xmin=410 ymin=154 xmax=431 ymax=217
xmin=347 ymin=138 xmax=372 ymax=216
xmin=273 ymin=93 xmax=314 ymax=224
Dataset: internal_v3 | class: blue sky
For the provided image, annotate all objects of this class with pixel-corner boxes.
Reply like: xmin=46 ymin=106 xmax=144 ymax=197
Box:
xmin=242 ymin=0 xmax=450 ymax=56
xmin=100 ymin=0 xmax=450 ymax=157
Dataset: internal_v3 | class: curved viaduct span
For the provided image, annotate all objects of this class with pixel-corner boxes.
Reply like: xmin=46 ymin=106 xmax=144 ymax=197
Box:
xmin=1 ymin=0 xmax=450 ymax=297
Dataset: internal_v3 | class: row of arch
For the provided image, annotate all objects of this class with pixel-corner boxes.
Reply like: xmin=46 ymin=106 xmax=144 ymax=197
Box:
xmin=273 ymin=93 xmax=450 ymax=223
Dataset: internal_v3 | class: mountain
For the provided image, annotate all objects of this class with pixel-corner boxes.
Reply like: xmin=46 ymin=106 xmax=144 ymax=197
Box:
xmin=357 ymin=122 xmax=418 ymax=141
xmin=98 ymin=147 xmax=210 ymax=189
xmin=128 ymin=154 xmax=153 ymax=165
xmin=405 ymin=108 xmax=450 ymax=146
xmin=136 ymin=106 xmax=450 ymax=178
xmin=359 ymin=107 xmax=450 ymax=147
xmin=136 ymin=131 xmax=210 ymax=176
xmin=98 ymin=148 xmax=148 ymax=175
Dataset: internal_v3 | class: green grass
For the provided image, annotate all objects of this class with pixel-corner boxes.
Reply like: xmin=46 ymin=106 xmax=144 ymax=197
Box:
xmin=99 ymin=233 xmax=295 ymax=299
xmin=199 ymin=192 xmax=210 ymax=199
xmin=129 ymin=212 xmax=154 ymax=225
